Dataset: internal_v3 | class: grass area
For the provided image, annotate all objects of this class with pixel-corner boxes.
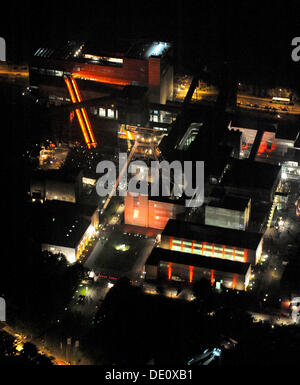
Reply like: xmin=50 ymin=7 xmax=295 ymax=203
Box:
xmin=91 ymin=232 xmax=148 ymax=273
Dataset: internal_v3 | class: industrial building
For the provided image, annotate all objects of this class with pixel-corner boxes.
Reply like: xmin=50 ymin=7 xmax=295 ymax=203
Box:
xmin=159 ymin=219 xmax=263 ymax=266
xmin=27 ymin=201 xmax=99 ymax=263
xmin=29 ymin=40 xmax=173 ymax=105
xmin=145 ymin=247 xmax=251 ymax=291
xmin=228 ymin=117 xmax=300 ymax=163
xmin=221 ymin=158 xmax=281 ymax=202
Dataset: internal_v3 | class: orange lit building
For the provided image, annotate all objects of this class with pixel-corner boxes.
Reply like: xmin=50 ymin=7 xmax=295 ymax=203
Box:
xmin=29 ymin=40 xmax=173 ymax=105
xmin=159 ymin=219 xmax=263 ymax=266
xmin=124 ymin=192 xmax=186 ymax=230
xmin=145 ymin=248 xmax=251 ymax=291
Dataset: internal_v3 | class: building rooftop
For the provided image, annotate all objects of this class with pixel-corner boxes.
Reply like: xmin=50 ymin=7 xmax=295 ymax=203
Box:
xmin=162 ymin=219 xmax=263 ymax=250
xmin=33 ymin=40 xmax=172 ymax=63
xmin=207 ymin=195 xmax=251 ymax=211
xmin=222 ymin=158 xmax=281 ymax=191
xmin=275 ymin=121 xmax=299 ymax=141
xmin=26 ymin=201 xmax=96 ymax=249
xmin=147 ymin=247 xmax=251 ymax=275
xmin=229 ymin=114 xmax=277 ymax=132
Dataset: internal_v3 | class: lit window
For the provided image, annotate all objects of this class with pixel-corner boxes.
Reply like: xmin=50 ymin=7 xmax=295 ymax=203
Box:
xmin=99 ymin=108 xmax=106 ymax=117
xmin=107 ymin=109 xmax=114 ymax=118
xmin=133 ymin=209 xmax=139 ymax=219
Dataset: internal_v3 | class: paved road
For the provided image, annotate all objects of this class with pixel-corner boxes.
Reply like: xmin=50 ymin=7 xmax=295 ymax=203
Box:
xmin=0 ymin=322 xmax=73 ymax=365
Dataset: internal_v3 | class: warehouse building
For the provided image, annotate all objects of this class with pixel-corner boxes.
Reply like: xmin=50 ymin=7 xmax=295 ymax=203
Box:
xmin=145 ymin=247 xmax=251 ymax=291
xmin=159 ymin=219 xmax=263 ymax=266
xmin=27 ymin=201 xmax=99 ymax=263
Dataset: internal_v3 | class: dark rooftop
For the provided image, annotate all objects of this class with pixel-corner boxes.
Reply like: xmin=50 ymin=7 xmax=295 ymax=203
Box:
xmin=222 ymin=158 xmax=281 ymax=191
xmin=26 ymin=201 xmax=96 ymax=248
xmin=275 ymin=121 xmax=299 ymax=141
xmin=162 ymin=219 xmax=263 ymax=250
xmin=208 ymin=195 xmax=251 ymax=211
xmin=147 ymin=247 xmax=251 ymax=276
xmin=230 ymin=114 xmax=277 ymax=132
xmin=30 ymin=168 xmax=79 ymax=183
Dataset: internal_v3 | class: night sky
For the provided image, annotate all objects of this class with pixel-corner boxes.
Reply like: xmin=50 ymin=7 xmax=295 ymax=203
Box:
xmin=1 ymin=0 xmax=300 ymax=85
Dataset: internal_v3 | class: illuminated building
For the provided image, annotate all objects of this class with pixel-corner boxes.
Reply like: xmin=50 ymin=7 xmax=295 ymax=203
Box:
xmin=159 ymin=219 xmax=263 ymax=266
xmin=145 ymin=248 xmax=251 ymax=291
xmin=205 ymin=195 xmax=251 ymax=231
xmin=30 ymin=169 xmax=82 ymax=203
xmin=27 ymin=201 xmax=99 ymax=263
xmin=29 ymin=40 xmax=173 ymax=105
xmin=124 ymin=192 xmax=185 ymax=230
xmin=228 ymin=118 xmax=300 ymax=163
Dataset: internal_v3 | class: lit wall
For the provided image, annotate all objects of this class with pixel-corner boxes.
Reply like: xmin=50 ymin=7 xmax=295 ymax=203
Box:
xmin=145 ymin=260 xmax=251 ymax=291
xmin=124 ymin=193 xmax=185 ymax=230
xmin=76 ymin=224 xmax=97 ymax=259
xmin=205 ymin=204 xmax=250 ymax=231
xmin=124 ymin=193 xmax=149 ymax=228
xmin=160 ymin=235 xmax=260 ymax=265
xmin=42 ymin=243 xmax=76 ymax=264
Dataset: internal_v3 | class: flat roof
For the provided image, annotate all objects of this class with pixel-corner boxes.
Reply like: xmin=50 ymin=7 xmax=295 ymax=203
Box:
xmin=30 ymin=168 xmax=79 ymax=183
xmin=222 ymin=158 xmax=281 ymax=191
xmin=162 ymin=219 xmax=263 ymax=250
xmin=147 ymin=247 xmax=251 ymax=276
xmin=275 ymin=121 xmax=299 ymax=141
xmin=33 ymin=40 xmax=172 ymax=62
xmin=26 ymin=201 xmax=95 ymax=249
xmin=207 ymin=195 xmax=250 ymax=211
xmin=229 ymin=113 xmax=277 ymax=132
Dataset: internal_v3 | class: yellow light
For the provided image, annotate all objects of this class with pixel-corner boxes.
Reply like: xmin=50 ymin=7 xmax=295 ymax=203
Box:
xmin=15 ymin=344 xmax=24 ymax=352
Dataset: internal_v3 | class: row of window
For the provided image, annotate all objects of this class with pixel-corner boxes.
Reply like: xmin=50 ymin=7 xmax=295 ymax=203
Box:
xmin=31 ymin=67 xmax=64 ymax=77
xmin=92 ymin=107 xmax=118 ymax=119
xmin=170 ymin=239 xmax=246 ymax=263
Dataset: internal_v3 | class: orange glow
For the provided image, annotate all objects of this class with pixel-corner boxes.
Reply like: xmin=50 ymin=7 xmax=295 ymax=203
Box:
xmin=189 ymin=266 xmax=193 ymax=283
xmin=210 ymin=269 xmax=215 ymax=285
xmin=191 ymin=241 xmax=195 ymax=254
xmin=64 ymin=77 xmax=91 ymax=148
xmin=212 ymin=243 xmax=215 ymax=257
xmin=168 ymin=263 xmax=172 ymax=280
xmin=202 ymin=242 xmax=206 ymax=255
xmin=243 ymin=249 xmax=247 ymax=263
xmin=169 ymin=237 xmax=173 ymax=250
xmin=232 ymin=274 xmax=237 ymax=289
xmin=181 ymin=240 xmax=184 ymax=252
xmin=222 ymin=245 xmax=225 ymax=259
xmin=233 ymin=247 xmax=236 ymax=261
xmin=257 ymin=140 xmax=276 ymax=157
xmin=72 ymin=71 xmax=131 ymax=86
xmin=119 ymin=124 xmax=134 ymax=141
xmin=70 ymin=77 xmax=97 ymax=148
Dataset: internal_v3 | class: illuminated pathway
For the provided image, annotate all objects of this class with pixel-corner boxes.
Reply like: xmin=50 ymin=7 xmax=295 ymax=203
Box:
xmin=64 ymin=76 xmax=97 ymax=148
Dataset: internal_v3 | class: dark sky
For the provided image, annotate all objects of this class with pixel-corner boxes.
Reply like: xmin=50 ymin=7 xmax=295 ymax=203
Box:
xmin=1 ymin=0 xmax=300 ymax=84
